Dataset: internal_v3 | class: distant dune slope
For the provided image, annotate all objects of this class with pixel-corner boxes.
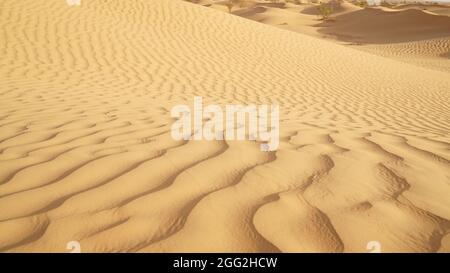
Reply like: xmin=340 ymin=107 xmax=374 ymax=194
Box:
xmin=356 ymin=38 xmax=450 ymax=73
xmin=208 ymin=1 xmax=450 ymax=72
xmin=392 ymin=3 xmax=450 ymax=16
xmin=317 ymin=6 xmax=450 ymax=43
xmin=0 ymin=0 xmax=449 ymax=252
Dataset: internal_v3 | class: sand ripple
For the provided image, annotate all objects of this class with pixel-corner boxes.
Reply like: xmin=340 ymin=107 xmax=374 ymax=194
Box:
xmin=0 ymin=0 xmax=449 ymax=252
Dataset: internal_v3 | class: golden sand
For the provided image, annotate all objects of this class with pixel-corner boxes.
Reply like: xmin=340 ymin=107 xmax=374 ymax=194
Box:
xmin=0 ymin=0 xmax=449 ymax=252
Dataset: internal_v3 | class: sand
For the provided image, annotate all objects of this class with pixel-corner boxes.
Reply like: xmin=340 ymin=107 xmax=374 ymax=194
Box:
xmin=211 ymin=1 xmax=450 ymax=72
xmin=0 ymin=0 xmax=449 ymax=253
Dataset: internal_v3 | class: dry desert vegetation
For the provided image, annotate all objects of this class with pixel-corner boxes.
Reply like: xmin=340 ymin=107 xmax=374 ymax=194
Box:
xmin=0 ymin=0 xmax=449 ymax=252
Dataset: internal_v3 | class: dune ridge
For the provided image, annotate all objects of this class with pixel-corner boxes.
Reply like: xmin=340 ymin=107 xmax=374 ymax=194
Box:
xmin=0 ymin=0 xmax=449 ymax=252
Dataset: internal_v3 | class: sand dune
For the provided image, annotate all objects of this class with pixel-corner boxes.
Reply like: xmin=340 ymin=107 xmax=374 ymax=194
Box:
xmin=0 ymin=0 xmax=449 ymax=252
xmin=356 ymin=38 xmax=450 ymax=73
xmin=315 ymin=3 xmax=450 ymax=72
xmin=389 ymin=3 xmax=450 ymax=16
xmin=208 ymin=1 xmax=450 ymax=72
xmin=316 ymin=6 xmax=450 ymax=43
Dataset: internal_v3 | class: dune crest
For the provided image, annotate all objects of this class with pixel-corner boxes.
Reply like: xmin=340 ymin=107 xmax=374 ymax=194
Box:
xmin=207 ymin=1 xmax=450 ymax=72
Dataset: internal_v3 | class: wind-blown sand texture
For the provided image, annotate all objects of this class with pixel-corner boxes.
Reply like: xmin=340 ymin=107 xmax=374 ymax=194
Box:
xmin=0 ymin=0 xmax=449 ymax=252
xmin=211 ymin=1 xmax=450 ymax=72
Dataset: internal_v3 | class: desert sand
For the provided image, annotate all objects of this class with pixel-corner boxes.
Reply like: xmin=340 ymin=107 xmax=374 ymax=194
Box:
xmin=0 ymin=0 xmax=449 ymax=253
xmin=208 ymin=0 xmax=450 ymax=72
